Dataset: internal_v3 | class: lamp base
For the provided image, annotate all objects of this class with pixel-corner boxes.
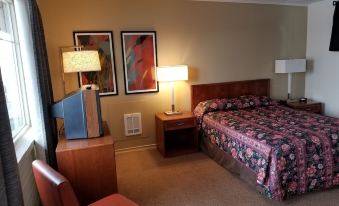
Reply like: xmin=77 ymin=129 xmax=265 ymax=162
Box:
xmin=81 ymin=84 xmax=99 ymax=90
xmin=164 ymin=111 xmax=182 ymax=116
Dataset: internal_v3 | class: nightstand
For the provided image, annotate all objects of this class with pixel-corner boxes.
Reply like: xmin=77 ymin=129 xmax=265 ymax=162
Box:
xmin=155 ymin=112 xmax=198 ymax=157
xmin=286 ymin=100 xmax=322 ymax=114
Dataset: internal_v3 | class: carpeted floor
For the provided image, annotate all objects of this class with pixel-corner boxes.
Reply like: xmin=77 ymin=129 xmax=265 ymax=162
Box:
xmin=115 ymin=148 xmax=339 ymax=206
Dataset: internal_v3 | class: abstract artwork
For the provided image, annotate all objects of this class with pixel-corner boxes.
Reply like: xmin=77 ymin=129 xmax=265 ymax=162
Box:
xmin=73 ymin=31 xmax=118 ymax=96
xmin=121 ymin=31 xmax=158 ymax=94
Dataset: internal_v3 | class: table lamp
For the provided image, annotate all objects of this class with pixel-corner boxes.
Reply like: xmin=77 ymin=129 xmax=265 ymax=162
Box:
xmin=275 ymin=59 xmax=306 ymax=100
xmin=157 ymin=65 xmax=188 ymax=115
xmin=60 ymin=46 xmax=101 ymax=96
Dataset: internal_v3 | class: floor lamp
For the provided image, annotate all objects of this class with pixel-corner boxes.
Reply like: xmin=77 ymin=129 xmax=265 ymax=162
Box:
xmin=275 ymin=59 xmax=306 ymax=100
xmin=157 ymin=65 xmax=188 ymax=115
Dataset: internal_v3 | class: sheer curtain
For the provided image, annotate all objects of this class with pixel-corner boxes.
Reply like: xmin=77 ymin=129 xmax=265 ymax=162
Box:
xmin=0 ymin=72 xmax=24 ymax=206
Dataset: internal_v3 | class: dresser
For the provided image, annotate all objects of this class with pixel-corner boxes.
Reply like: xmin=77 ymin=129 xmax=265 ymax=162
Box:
xmin=56 ymin=122 xmax=117 ymax=205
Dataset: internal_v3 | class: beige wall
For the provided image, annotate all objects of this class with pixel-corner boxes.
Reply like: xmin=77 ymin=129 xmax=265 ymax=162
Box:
xmin=38 ymin=0 xmax=307 ymax=149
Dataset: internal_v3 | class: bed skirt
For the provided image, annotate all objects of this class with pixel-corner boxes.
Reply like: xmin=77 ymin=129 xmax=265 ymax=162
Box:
xmin=200 ymin=135 xmax=265 ymax=194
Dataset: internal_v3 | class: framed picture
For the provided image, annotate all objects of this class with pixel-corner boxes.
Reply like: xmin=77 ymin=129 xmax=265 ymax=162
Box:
xmin=73 ymin=31 xmax=118 ymax=96
xmin=121 ymin=31 xmax=158 ymax=94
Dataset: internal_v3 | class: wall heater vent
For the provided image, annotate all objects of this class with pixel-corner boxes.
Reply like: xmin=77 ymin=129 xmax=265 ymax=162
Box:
xmin=124 ymin=113 xmax=142 ymax=136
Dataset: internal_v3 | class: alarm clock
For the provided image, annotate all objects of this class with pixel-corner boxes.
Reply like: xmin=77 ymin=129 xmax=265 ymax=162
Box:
xmin=299 ymin=98 xmax=307 ymax=103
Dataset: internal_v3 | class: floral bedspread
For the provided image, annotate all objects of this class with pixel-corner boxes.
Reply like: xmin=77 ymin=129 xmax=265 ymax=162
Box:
xmin=200 ymin=105 xmax=339 ymax=200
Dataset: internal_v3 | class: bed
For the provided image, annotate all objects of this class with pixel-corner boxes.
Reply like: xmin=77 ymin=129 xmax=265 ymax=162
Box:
xmin=191 ymin=79 xmax=339 ymax=200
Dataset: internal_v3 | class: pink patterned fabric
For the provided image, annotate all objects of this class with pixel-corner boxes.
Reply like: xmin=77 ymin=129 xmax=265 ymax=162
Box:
xmin=193 ymin=95 xmax=277 ymax=130
xmin=199 ymin=105 xmax=339 ymax=200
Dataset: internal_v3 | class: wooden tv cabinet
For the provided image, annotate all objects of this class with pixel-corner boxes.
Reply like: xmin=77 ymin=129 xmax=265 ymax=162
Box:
xmin=56 ymin=123 xmax=117 ymax=205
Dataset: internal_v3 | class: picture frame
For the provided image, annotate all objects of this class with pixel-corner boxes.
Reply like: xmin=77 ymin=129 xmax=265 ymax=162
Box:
xmin=73 ymin=31 xmax=118 ymax=96
xmin=121 ymin=31 xmax=158 ymax=94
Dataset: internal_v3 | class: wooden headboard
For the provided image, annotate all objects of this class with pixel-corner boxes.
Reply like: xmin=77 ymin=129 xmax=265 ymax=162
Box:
xmin=191 ymin=79 xmax=270 ymax=110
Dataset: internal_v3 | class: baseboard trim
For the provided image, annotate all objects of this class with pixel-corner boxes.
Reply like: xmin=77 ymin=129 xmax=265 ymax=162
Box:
xmin=115 ymin=144 xmax=156 ymax=154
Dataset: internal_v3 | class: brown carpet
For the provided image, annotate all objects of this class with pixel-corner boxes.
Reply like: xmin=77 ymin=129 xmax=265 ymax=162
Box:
xmin=116 ymin=149 xmax=339 ymax=206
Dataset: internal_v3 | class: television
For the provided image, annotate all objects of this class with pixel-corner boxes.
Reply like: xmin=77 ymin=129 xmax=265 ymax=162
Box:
xmin=51 ymin=89 xmax=103 ymax=139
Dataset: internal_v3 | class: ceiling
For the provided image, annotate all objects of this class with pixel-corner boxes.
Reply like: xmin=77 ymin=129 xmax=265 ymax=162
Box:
xmin=194 ymin=0 xmax=325 ymax=6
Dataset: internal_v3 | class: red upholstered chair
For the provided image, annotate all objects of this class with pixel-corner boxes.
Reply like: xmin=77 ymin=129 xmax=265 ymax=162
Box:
xmin=32 ymin=160 xmax=137 ymax=206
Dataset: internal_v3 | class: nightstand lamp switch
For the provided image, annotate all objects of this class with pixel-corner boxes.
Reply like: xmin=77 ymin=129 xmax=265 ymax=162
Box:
xmin=157 ymin=65 xmax=188 ymax=115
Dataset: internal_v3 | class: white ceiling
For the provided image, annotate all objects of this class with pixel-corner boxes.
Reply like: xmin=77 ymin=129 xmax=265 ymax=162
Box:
xmin=194 ymin=0 xmax=325 ymax=6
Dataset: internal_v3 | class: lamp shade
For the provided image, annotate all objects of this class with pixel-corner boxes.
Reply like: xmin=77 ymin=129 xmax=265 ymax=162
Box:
xmin=275 ymin=59 xmax=306 ymax=73
xmin=62 ymin=50 xmax=101 ymax=73
xmin=157 ymin=65 xmax=188 ymax=82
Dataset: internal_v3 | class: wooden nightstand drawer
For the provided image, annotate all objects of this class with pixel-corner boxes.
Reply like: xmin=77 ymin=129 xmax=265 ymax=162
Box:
xmin=300 ymin=105 xmax=321 ymax=113
xmin=286 ymin=100 xmax=322 ymax=114
xmin=164 ymin=118 xmax=195 ymax=131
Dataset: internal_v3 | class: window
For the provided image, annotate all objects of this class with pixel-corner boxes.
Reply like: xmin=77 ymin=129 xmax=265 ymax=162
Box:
xmin=0 ymin=0 xmax=30 ymax=140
